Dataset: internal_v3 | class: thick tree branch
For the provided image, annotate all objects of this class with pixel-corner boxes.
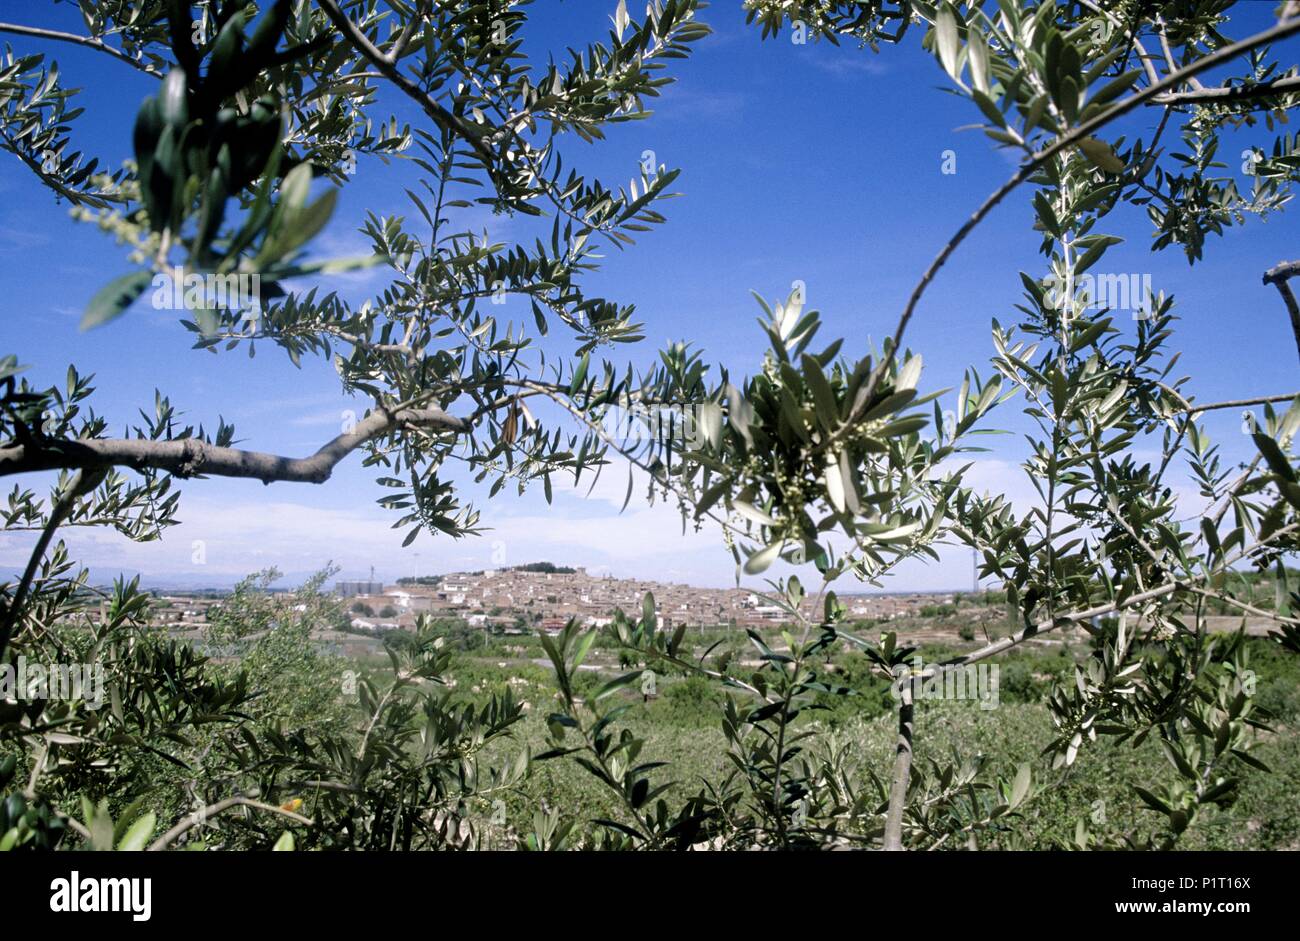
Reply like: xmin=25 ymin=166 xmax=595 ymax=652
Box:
xmin=882 ymin=681 xmax=913 ymax=851
xmin=1151 ymin=74 xmax=1300 ymax=105
xmin=0 ymin=406 xmax=466 ymax=485
xmin=1263 ymin=260 xmax=1300 ymax=363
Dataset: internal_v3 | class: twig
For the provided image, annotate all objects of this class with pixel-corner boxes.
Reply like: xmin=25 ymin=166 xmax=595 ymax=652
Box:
xmin=1076 ymin=0 xmax=1161 ymax=87
xmin=23 ymin=736 xmax=49 ymax=800
xmin=59 ymin=813 xmax=91 ymax=842
xmin=940 ymin=581 xmax=1183 ymax=669
xmin=1155 ymin=15 xmax=1203 ymax=91
xmin=872 ymin=15 xmax=1300 ymax=409
xmin=0 ymin=21 xmax=162 ymax=77
xmin=315 ymin=0 xmax=499 ymax=170
xmin=1210 ymin=456 xmax=1260 ymax=529
xmin=0 ymin=126 xmax=125 ymax=209
xmin=1187 ymin=584 xmax=1300 ymax=626
xmin=1169 ymin=392 xmax=1299 ymax=414
xmin=0 ymin=467 xmax=106 ymax=660
xmin=146 ymin=796 xmax=313 ymax=851
xmin=935 ymin=524 xmax=1300 ymax=672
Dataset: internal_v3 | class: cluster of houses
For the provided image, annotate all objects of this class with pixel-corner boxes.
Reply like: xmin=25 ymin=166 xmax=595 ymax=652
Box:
xmin=138 ymin=568 xmax=959 ymax=642
xmin=332 ymin=566 xmax=956 ymax=635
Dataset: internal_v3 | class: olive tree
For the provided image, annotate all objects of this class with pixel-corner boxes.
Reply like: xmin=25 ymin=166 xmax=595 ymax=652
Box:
xmin=0 ymin=0 xmax=713 ymax=850
xmin=537 ymin=0 xmax=1300 ymax=851
xmin=2 ymin=0 xmax=1299 ymax=851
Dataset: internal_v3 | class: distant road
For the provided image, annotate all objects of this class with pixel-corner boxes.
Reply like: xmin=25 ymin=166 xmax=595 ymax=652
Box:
xmin=528 ymin=658 xmax=605 ymax=672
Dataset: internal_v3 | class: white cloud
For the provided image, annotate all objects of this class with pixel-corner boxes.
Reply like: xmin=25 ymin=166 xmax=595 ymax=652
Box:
xmin=809 ymin=53 xmax=890 ymax=78
xmin=0 ymin=445 xmax=1225 ymax=592
xmin=0 ymin=471 xmax=732 ymax=587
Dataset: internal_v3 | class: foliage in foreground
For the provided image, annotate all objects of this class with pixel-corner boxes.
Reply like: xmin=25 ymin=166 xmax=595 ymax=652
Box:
xmin=2 ymin=0 xmax=1300 ymax=848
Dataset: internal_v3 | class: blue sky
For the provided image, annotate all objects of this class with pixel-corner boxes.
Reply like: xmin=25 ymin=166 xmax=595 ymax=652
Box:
xmin=1 ymin=1 xmax=1297 ymax=591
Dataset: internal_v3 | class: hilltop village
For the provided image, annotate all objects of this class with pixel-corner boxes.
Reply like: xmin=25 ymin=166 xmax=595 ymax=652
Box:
xmin=149 ymin=563 xmax=959 ymax=638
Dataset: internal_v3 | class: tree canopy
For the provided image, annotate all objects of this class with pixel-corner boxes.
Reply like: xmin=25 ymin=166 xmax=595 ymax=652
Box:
xmin=0 ymin=0 xmax=1298 ymax=852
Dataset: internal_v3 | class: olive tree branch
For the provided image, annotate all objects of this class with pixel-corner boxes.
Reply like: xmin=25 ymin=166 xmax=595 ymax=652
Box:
xmin=0 ymin=21 xmax=163 ymax=77
xmin=882 ymin=680 xmax=913 ymax=851
xmin=1155 ymin=14 xmax=1204 ymax=92
xmin=0 ymin=466 xmax=106 ymax=660
xmin=1210 ymin=456 xmax=1261 ymax=529
xmin=1075 ymin=0 xmax=1162 ymax=87
xmin=315 ymin=0 xmax=500 ymax=170
xmin=1262 ymin=260 xmax=1300 ymax=363
xmin=1151 ymin=74 xmax=1300 ymax=106
xmin=936 ymin=522 xmax=1300 ymax=673
xmin=869 ymin=15 xmax=1300 ymax=411
xmin=1168 ymin=392 xmax=1299 ymax=414
xmin=0 ymin=406 xmax=468 ymax=484
xmin=146 ymin=796 xmax=313 ymax=851
xmin=0 ymin=126 xmax=126 ymax=209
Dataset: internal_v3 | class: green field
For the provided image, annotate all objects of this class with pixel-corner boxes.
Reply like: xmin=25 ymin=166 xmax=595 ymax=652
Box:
xmin=398 ymin=617 xmax=1300 ymax=851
